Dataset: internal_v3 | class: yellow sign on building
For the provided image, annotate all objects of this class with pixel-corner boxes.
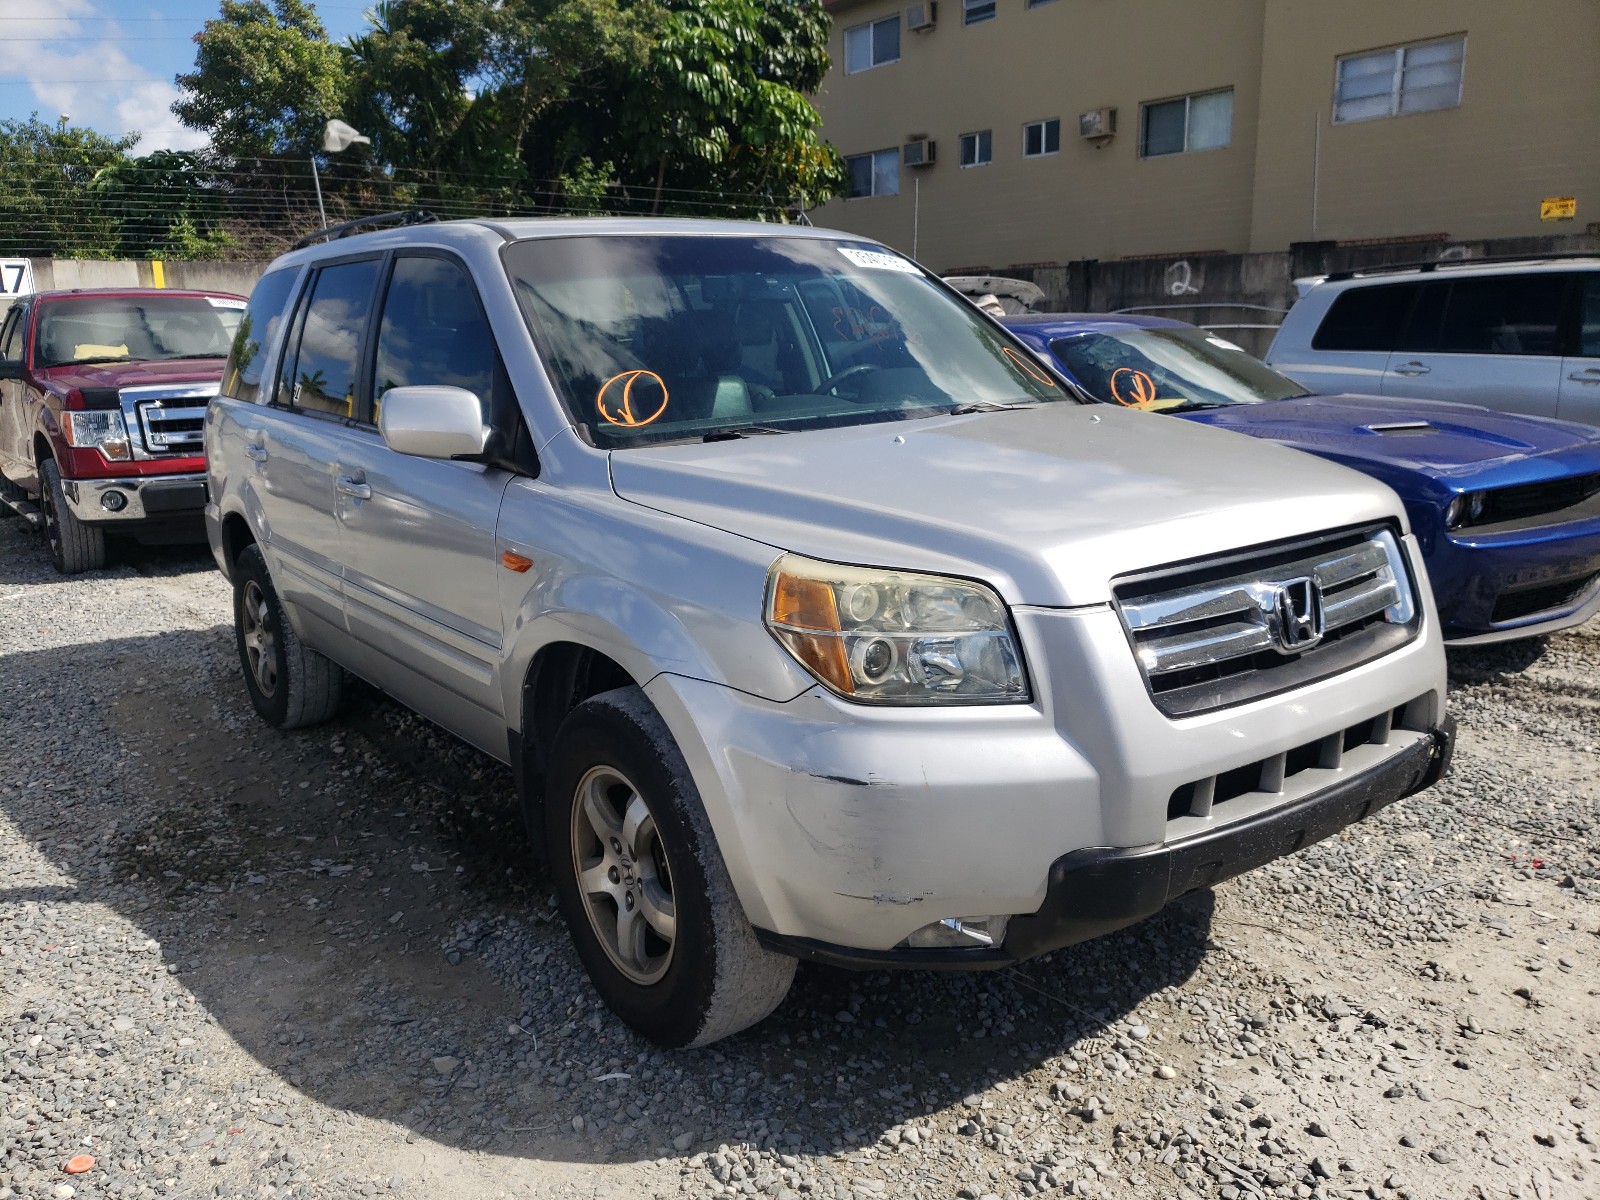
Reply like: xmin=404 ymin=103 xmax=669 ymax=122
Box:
xmin=1541 ymin=196 xmax=1577 ymax=221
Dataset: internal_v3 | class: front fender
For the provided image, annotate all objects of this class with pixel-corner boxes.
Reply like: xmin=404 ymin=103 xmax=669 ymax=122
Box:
xmin=495 ymin=476 xmax=814 ymax=724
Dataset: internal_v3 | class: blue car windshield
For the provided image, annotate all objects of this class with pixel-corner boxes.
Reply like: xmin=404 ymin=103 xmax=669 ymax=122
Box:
xmin=1048 ymin=327 xmax=1312 ymax=412
xmin=502 ymin=234 xmax=1071 ymax=447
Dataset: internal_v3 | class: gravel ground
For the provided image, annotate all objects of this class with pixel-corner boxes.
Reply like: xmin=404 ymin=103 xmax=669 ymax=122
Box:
xmin=1 ymin=520 xmax=1595 ymax=1200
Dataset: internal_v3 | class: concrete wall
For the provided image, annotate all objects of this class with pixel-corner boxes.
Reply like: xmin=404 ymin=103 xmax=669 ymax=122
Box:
xmin=815 ymin=0 xmax=1600 ymax=274
xmin=23 ymin=259 xmax=267 ymax=296
xmin=1249 ymin=0 xmax=1600 ymax=251
xmin=816 ymin=0 xmax=1266 ymax=267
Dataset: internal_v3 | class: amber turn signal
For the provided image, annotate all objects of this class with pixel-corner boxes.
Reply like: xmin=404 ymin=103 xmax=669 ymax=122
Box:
xmin=501 ymin=550 xmax=534 ymax=573
xmin=767 ymin=571 xmax=853 ymax=694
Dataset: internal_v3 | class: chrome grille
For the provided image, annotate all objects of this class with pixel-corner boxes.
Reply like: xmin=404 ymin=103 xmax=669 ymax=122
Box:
xmin=115 ymin=384 xmax=216 ymax=460
xmin=1116 ymin=527 xmax=1419 ymax=717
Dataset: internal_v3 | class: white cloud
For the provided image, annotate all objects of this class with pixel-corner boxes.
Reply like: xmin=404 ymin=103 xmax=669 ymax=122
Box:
xmin=4 ymin=0 xmax=208 ymax=153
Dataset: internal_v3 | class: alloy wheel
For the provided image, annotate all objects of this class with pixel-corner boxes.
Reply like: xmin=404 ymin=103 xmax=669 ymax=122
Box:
xmin=240 ymin=580 xmax=278 ymax=697
xmin=570 ymin=765 xmax=676 ymax=985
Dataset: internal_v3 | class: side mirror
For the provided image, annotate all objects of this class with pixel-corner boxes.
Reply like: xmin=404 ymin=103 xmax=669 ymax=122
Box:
xmin=378 ymin=386 xmax=489 ymax=460
xmin=0 ymin=359 xmax=23 ymax=381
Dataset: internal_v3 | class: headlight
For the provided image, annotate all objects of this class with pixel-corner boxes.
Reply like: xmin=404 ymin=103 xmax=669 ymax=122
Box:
xmin=764 ymin=554 xmax=1029 ymax=705
xmin=64 ymin=411 xmax=132 ymax=462
xmin=1444 ymin=491 xmax=1487 ymax=530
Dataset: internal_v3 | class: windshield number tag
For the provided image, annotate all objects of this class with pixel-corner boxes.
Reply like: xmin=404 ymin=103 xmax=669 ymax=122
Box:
xmin=838 ymin=248 xmax=921 ymax=274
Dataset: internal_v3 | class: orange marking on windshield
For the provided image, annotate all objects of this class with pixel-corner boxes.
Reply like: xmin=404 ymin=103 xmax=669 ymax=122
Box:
xmin=1002 ymin=346 xmax=1056 ymax=387
xmin=1110 ymin=367 xmax=1158 ymax=408
xmin=597 ymin=369 xmax=670 ymax=428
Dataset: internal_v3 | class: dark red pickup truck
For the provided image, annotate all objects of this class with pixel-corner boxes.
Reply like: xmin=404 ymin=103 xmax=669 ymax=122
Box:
xmin=0 ymin=287 xmax=246 ymax=572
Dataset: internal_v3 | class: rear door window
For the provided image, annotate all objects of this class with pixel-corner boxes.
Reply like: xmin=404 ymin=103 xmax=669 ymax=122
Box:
xmin=279 ymin=258 xmax=382 ymax=418
xmin=1580 ymin=274 xmax=1600 ymax=357
xmin=1310 ymin=282 xmax=1418 ymax=352
xmin=221 ymin=268 xmax=299 ymax=404
xmin=1428 ymin=274 xmax=1567 ymax=356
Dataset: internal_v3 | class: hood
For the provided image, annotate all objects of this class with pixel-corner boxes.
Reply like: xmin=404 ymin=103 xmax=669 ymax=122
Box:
xmin=608 ymin=404 xmax=1401 ymax=607
xmin=1183 ymin=394 xmax=1600 ymax=487
xmin=39 ymin=358 xmax=226 ymax=392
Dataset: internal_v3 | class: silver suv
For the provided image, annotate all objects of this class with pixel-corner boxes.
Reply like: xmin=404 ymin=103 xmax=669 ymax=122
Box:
xmin=206 ymin=214 xmax=1454 ymax=1047
xmin=1267 ymin=256 xmax=1600 ymax=425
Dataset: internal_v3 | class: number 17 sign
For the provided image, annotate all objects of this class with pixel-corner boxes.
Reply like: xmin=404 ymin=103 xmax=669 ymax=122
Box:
xmin=0 ymin=260 xmax=35 ymax=298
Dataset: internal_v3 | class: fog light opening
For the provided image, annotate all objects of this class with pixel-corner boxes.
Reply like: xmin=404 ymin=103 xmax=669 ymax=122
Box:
xmin=903 ymin=915 xmax=1009 ymax=950
xmin=100 ymin=491 xmax=127 ymax=512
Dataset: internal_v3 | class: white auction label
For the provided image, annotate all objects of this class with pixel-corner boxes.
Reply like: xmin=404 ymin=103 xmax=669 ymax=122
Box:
xmin=837 ymin=247 xmax=921 ymax=274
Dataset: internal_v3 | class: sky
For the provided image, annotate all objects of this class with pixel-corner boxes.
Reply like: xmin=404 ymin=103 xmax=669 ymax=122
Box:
xmin=0 ymin=0 xmax=372 ymax=153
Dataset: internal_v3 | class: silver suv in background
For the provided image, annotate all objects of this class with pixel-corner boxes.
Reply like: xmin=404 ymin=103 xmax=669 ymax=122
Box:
xmin=206 ymin=214 xmax=1454 ymax=1047
xmin=1267 ymin=256 xmax=1600 ymax=425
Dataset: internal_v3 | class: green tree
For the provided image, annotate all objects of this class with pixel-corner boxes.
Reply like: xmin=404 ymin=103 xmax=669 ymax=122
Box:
xmin=89 ymin=149 xmax=236 ymax=260
xmin=0 ymin=117 xmax=133 ymax=257
xmin=344 ymin=0 xmax=659 ymax=209
xmin=173 ymin=0 xmax=349 ymax=159
xmin=570 ymin=0 xmax=843 ymax=217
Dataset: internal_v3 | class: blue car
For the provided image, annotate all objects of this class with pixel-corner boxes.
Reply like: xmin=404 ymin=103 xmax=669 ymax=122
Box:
xmin=1003 ymin=314 xmax=1600 ymax=645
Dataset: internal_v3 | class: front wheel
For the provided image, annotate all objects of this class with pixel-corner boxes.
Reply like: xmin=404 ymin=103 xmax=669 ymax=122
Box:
xmin=546 ymin=687 xmax=795 ymax=1047
xmin=232 ymin=544 xmax=343 ymax=729
xmin=39 ymin=458 xmax=106 ymax=573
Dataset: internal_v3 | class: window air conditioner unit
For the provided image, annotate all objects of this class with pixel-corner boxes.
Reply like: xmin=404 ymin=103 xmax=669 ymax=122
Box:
xmin=1079 ymin=107 xmax=1117 ymax=143
xmin=903 ymin=139 xmax=936 ymax=167
xmin=907 ymin=2 xmax=937 ymax=32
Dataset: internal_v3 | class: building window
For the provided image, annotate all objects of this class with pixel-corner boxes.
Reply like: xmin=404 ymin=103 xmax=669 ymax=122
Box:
xmin=846 ymin=149 xmax=900 ymax=199
xmin=1026 ymin=0 xmax=1059 ymax=6
xmin=1140 ymin=88 xmax=1233 ymax=157
xmin=1334 ymin=35 xmax=1465 ymax=123
xmin=964 ymin=0 xmax=996 ymax=25
xmin=844 ymin=15 xmax=900 ymax=74
xmin=1022 ymin=119 xmax=1060 ymax=158
xmin=959 ymin=130 xmax=993 ymax=167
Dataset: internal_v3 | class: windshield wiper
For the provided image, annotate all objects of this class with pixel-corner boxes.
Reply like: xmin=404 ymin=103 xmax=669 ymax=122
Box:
xmin=702 ymin=424 xmax=791 ymax=442
xmin=947 ymin=401 xmax=1031 ymax=414
xmin=47 ymin=356 xmax=131 ymax=367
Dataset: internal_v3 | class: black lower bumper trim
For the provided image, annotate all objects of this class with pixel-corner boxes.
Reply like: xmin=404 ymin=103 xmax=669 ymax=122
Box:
xmin=755 ymin=719 xmax=1455 ymax=971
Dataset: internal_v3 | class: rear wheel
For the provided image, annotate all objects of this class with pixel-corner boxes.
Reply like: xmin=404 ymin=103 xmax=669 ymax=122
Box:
xmin=39 ymin=458 xmax=106 ymax=574
xmin=232 ymin=544 xmax=343 ymax=729
xmin=546 ymin=687 xmax=794 ymax=1047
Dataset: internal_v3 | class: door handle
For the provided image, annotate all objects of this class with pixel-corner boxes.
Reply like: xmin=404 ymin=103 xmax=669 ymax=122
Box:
xmin=1392 ymin=361 xmax=1431 ymax=377
xmin=244 ymin=443 xmax=268 ymax=462
xmin=335 ymin=475 xmax=372 ymax=500
xmin=1567 ymin=369 xmax=1600 ymax=384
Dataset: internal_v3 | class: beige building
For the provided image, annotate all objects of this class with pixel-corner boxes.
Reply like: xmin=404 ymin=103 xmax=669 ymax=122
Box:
xmin=813 ymin=0 xmax=1600 ymax=272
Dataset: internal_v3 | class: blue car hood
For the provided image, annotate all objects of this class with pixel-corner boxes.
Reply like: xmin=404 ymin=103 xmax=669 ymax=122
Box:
xmin=1183 ymin=394 xmax=1600 ymax=487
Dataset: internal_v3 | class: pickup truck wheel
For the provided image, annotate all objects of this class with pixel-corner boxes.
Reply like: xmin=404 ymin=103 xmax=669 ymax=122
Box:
xmin=546 ymin=687 xmax=795 ymax=1047
xmin=233 ymin=544 xmax=343 ymax=729
xmin=39 ymin=458 xmax=107 ymax=574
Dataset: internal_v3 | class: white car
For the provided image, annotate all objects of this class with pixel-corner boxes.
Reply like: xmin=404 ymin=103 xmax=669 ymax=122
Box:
xmin=1266 ymin=255 xmax=1600 ymax=426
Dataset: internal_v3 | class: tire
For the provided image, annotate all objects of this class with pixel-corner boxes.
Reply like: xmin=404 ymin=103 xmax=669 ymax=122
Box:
xmin=546 ymin=686 xmax=795 ymax=1047
xmin=38 ymin=458 xmax=106 ymax=574
xmin=232 ymin=543 xmax=343 ymax=729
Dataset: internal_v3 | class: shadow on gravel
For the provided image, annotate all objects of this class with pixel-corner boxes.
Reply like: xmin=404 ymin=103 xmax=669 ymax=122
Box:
xmin=0 ymin=527 xmax=212 ymax=585
xmin=1445 ymin=636 xmax=1549 ymax=684
xmin=1 ymin=615 xmax=1215 ymax=1168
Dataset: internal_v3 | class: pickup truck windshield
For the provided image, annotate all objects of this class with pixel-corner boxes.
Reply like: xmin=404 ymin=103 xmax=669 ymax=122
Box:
xmin=1047 ymin=327 xmax=1313 ymax=413
xmin=503 ymin=235 xmax=1070 ymax=447
xmin=35 ymin=296 xmax=244 ymax=369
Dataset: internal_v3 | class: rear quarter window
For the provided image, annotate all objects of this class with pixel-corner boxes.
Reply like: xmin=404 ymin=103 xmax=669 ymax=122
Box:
xmin=1309 ymin=282 xmax=1418 ymax=352
xmin=221 ymin=268 xmax=299 ymax=404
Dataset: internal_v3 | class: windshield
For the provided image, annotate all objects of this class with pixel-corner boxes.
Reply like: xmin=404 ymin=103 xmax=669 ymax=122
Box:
xmin=35 ymin=295 xmax=245 ymax=368
xmin=502 ymin=235 xmax=1071 ymax=446
xmin=1047 ymin=326 xmax=1312 ymax=413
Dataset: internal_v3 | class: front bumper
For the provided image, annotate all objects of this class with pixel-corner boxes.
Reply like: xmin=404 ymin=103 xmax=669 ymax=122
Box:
xmin=61 ymin=472 xmax=208 ymax=524
xmin=643 ymin=562 xmax=1448 ymax=960
xmin=758 ymin=719 xmax=1454 ymax=969
xmin=1431 ymin=519 xmax=1600 ymax=644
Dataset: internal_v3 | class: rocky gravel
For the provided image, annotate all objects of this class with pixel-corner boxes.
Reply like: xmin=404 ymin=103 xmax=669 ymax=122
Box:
xmin=1 ymin=521 xmax=1596 ymax=1200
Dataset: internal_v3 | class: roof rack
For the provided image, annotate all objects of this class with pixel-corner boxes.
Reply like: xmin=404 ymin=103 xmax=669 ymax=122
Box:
xmin=1321 ymin=250 xmax=1600 ymax=283
xmin=292 ymin=209 xmax=441 ymax=251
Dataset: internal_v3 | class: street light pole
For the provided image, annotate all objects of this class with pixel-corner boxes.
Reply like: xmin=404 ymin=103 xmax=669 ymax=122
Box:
xmin=311 ymin=119 xmax=370 ymax=230
xmin=310 ymin=156 xmax=328 ymax=229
